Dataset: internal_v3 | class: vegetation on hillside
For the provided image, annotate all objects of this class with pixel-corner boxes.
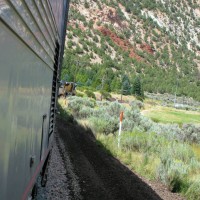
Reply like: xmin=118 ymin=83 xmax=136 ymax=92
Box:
xmin=62 ymin=0 xmax=200 ymax=100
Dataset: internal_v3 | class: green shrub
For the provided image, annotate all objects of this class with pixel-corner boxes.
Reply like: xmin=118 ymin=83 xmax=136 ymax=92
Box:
xmin=67 ymin=33 xmax=73 ymax=39
xmin=77 ymin=87 xmax=85 ymax=92
xmin=96 ymin=101 xmax=110 ymax=107
xmin=158 ymin=142 xmax=195 ymax=164
xmin=151 ymin=117 xmax=160 ymax=123
xmin=93 ymin=35 xmax=99 ymax=42
xmin=67 ymin=99 xmax=82 ymax=117
xmin=89 ymin=116 xmax=118 ymax=135
xmin=157 ymin=157 xmax=189 ymax=192
xmin=121 ymin=131 xmax=197 ymax=193
xmin=100 ymin=90 xmax=111 ymax=100
xmin=85 ymin=90 xmax=96 ymax=99
xmin=96 ymin=21 xmax=101 ymax=26
xmin=122 ymin=119 xmax=135 ymax=132
xmin=129 ymin=100 xmax=144 ymax=110
xmin=68 ymin=96 xmax=96 ymax=108
xmin=79 ymin=106 xmax=93 ymax=118
xmin=121 ymin=132 xmax=160 ymax=153
xmin=121 ymin=132 xmax=149 ymax=152
xmin=186 ymin=181 xmax=200 ymax=200
xmin=180 ymin=124 xmax=200 ymax=143
xmin=84 ymin=1 xmax=89 ymax=8
xmin=67 ymin=96 xmax=95 ymax=113
xmin=76 ymin=91 xmax=84 ymax=97
xmin=156 ymin=143 xmax=195 ymax=192
xmin=106 ymin=102 xmax=123 ymax=116
xmin=136 ymin=95 xmax=144 ymax=102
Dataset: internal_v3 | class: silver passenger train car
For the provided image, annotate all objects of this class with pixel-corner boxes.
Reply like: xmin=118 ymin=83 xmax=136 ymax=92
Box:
xmin=0 ymin=0 xmax=69 ymax=199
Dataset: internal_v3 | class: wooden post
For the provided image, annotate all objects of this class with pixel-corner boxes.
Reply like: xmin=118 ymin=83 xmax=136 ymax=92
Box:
xmin=118 ymin=111 xmax=124 ymax=148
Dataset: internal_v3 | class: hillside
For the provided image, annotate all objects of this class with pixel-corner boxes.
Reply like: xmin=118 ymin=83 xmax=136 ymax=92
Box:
xmin=62 ymin=0 xmax=200 ymax=100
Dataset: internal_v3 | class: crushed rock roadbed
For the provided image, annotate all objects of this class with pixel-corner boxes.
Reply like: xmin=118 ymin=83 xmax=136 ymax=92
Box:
xmin=37 ymin=117 xmax=185 ymax=200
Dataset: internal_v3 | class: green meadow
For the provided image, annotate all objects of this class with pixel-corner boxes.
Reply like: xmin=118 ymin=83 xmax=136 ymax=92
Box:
xmin=142 ymin=106 xmax=200 ymax=125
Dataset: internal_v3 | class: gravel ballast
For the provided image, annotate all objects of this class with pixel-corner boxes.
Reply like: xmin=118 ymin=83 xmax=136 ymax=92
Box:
xmin=36 ymin=137 xmax=73 ymax=200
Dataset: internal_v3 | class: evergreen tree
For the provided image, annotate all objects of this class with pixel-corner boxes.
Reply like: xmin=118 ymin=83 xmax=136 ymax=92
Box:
xmin=110 ymin=77 xmax=117 ymax=92
xmin=115 ymin=78 xmax=122 ymax=93
xmin=123 ymin=80 xmax=131 ymax=95
xmin=86 ymin=79 xmax=92 ymax=86
xmin=122 ymin=75 xmax=131 ymax=95
xmin=132 ymin=76 xmax=144 ymax=99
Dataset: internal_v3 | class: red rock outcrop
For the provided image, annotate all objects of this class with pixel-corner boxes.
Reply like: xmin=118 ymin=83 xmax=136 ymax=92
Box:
xmin=98 ymin=26 xmax=142 ymax=61
xmin=140 ymin=44 xmax=154 ymax=54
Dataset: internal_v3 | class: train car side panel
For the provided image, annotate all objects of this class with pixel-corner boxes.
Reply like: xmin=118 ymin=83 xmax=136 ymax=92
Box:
xmin=48 ymin=0 xmax=66 ymax=39
xmin=0 ymin=21 xmax=53 ymax=199
xmin=0 ymin=0 xmax=69 ymax=199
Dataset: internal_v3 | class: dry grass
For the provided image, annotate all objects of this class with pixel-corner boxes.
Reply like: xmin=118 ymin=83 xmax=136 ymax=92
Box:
xmin=192 ymin=144 xmax=200 ymax=159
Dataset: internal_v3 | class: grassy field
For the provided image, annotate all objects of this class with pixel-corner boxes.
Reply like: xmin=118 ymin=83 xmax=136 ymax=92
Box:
xmin=142 ymin=106 xmax=200 ymax=124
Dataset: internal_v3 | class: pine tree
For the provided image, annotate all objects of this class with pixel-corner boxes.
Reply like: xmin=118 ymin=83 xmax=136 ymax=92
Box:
xmin=132 ymin=76 xmax=144 ymax=99
xmin=122 ymin=75 xmax=131 ymax=95
xmin=123 ymin=80 xmax=131 ymax=95
xmin=110 ymin=78 xmax=117 ymax=92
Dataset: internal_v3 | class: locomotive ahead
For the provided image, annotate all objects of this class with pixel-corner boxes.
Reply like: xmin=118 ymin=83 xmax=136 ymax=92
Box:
xmin=0 ymin=1 xmax=69 ymax=199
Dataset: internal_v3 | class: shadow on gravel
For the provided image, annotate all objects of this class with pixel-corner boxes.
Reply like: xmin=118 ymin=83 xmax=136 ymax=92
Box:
xmin=56 ymin=106 xmax=163 ymax=200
